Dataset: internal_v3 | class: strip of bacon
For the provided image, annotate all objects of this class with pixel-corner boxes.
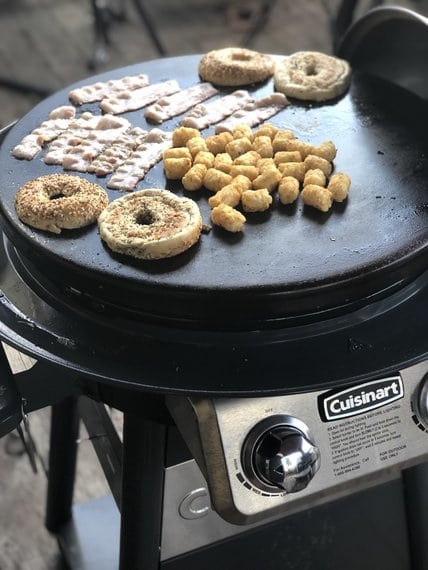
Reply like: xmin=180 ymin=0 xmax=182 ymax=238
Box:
xmin=62 ymin=127 xmax=130 ymax=172
xmin=48 ymin=106 xmax=77 ymax=120
xmin=107 ymin=129 xmax=172 ymax=191
xmin=215 ymin=93 xmax=289 ymax=133
xmin=45 ymin=112 xmax=113 ymax=163
xmin=12 ymin=105 xmax=77 ymax=160
xmin=88 ymin=127 xmax=148 ymax=176
xmin=100 ymin=80 xmax=180 ymax=115
xmin=68 ymin=73 xmax=149 ymax=105
xmin=144 ymin=83 xmax=218 ymax=124
xmin=44 ymin=113 xmax=130 ymax=166
xmin=180 ymin=90 xmax=253 ymax=130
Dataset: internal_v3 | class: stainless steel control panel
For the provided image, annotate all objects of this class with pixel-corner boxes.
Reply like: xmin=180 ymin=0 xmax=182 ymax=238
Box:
xmin=168 ymin=360 xmax=428 ymax=524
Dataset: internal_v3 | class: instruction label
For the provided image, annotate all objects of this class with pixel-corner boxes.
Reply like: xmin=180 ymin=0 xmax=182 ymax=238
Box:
xmin=326 ymin=404 xmax=406 ymax=477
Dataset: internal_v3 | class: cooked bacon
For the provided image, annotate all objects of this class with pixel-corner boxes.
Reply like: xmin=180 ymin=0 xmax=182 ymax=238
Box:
xmin=61 ymin=121 xmax=131 ymax=172
xmin=144 ymin=83 xmax=218 ymax=124
xmin=12 ymin=134 xmax=46 ymax=160
xmin=88 ymin=127 xmax=148 ymax=176
xmin=48 ymin=105 xmax=77 ymax=120
xmin=100 ymin=80 xmax=180 ymax=115
xmin=61 ymin=129 xmax=126 ymax=172
xmin=181 ymin=90 xmax=253 ymax=130
xmin=107 ymin=129 xmax=172 ymax=191
xmin=44 ymin=113 xmax=130 ymax=167
xmin=12 ymin=106 xmax=77 ymax=160
xmin=68 ymin=73 xmax=149 ymax=105
xmin=215 ymin=93 xmax=289 ymax=133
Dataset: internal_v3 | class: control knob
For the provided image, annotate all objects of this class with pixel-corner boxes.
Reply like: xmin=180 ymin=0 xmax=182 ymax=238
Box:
xmin=242 ymin=416 xmax=320 ymax=494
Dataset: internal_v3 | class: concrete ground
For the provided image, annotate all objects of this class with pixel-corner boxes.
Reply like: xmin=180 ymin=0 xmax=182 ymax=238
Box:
xmin=0 ymin=0 xmax=427 ymax=568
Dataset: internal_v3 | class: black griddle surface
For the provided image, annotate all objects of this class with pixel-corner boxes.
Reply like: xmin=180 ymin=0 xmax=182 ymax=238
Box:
xmin=0 ymin=55 xmax=427 ymax=328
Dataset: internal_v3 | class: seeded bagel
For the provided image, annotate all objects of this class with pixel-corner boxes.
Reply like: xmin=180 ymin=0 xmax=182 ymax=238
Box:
xmin=199 ymin=47 xmax=274 ymax=86
xmin=98 ymin=189 xmax=202 ymax=260
xmin=274 ymin=51 xmax=352 ymax=102
xmin=14 ymin=173 xmax=109 ymax=234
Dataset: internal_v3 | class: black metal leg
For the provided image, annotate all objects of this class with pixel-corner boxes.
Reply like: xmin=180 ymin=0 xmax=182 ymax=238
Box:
xmin=119 ymin=412 xmax=167 ymax=570
xmin=402 ymin=463 xmax=428 ymax=570
xmin=0 ymin=343 xmax=22 ymax=438
xmin=45 ymin=396 xmax=80 ymax=533
xmin=131 ymin=0 xmax=167 ymax=57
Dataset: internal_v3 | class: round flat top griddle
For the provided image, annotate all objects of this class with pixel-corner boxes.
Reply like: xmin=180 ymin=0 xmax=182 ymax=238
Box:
xmin=0 ymin=55 xmax=427 ymax=329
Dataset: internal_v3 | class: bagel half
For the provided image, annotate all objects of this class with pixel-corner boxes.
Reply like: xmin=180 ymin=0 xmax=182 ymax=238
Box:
xmin=199 ymin=47 xmax=274 ymax=86
xmin=14 ymin=173 xmax=109 ymax=234
xmin=98 ymin=189 xmax=202 ymax=260
xmin=274 ymin=51 xmax=352 ymax=102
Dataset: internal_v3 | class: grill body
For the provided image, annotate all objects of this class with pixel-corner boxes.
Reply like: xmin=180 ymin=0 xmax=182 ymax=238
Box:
xmin=0 ymin=7 xmax=427 ymax=568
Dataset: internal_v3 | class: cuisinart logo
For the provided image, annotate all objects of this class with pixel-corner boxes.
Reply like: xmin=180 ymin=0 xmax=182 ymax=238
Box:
xmin=319 ymin=376 xmax=404 ymax=422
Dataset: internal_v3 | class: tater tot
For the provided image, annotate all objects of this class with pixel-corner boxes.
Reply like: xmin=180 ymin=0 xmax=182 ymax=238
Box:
xmin=304 ymin=154 xmax=332 ymax=177
xmin=254 ymin=123 xmax=278 ymax=139
xmin=206 ymin=132 xmax=233 ymax=154
xmin=172 ymin=127 xmax=200 ymax=147
xmin=163 ymin=147 xmax=192 ymax=160
xmin=193 ymin=151 xmax=215 ymax=169
xmin=303 ymin=168 xmax=326 ymax=187
xmin=273 ymin=129 xmax=295 ymax=140
xmin=277 ymin=161 xmax=306 ymax=181
xmin=328 ymin=172 xmax=351 ymax=202
xmin=214 ymin=152 xmax=233 ymax=173
xmin=203 ymin=168 xmax=233 ymax=192
xmin=186 ymin=136 xmax=208 ymax=157
xmin=241 ymin=189 xmax=273 ymax=212
xmin=278 ymin=176 xmax=300 ymax=204
xmin=232 ymin=124 xmax=254 ymax=141
xmin=182 ymin=163 xmax=207 ymax=191
xmin=280 ymin=139 xmax=315 ymax=158
xmin=252 ymin=135 xmax=273 ymax=158
xmin=208 ymin=185 xmax=241 ymax=208
xmin=225 ymin=137 xmax=253 ymax=160
xmin=274 ymin=150 xmax=302 ymax=165
xmin=301 ymin=184 xmax=333 ymax=212
xmin=312 ymin=140 xmax=337 ymax=162
xmin=231 ymin=174 xmax=252 ymax=193
xmin=163 ymin=157 xmax=192 ymax=179
xmin=234 ymin=151 xmax=261 ymax=167
xmin=230 ymin=164 xmax=259 ymax=180
xmin=257 ymin=158 xmax=275 ymax=173
xmin=211 ymin=203 xmax=246 ymax=232
xmin=252 ymin=165 xmax=282 ymax=192
xmin=272 ymin=130 xmax=295 ymax=152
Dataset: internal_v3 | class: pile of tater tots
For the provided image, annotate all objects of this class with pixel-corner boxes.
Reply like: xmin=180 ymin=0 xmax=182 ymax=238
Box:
xmin=162 ymin=123 xmax=351 ymax=233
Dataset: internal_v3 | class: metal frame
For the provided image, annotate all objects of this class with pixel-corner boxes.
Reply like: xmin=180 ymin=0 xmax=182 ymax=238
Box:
xmin=37 ymin=385 xmax=428 ymax=570
xmin=44 ymin=392 xmax=168 ymax=570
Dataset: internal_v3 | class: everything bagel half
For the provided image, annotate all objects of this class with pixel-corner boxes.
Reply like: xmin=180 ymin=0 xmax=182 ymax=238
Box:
xmin=274 ymin=51 xmax=352 ymax=102
xmin=98 ymin=189 xmax=203 ymax=260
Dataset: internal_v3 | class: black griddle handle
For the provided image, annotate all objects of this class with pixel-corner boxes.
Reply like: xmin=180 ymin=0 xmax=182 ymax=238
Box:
xmin=0 ymin=344 xmax=22 ymax=438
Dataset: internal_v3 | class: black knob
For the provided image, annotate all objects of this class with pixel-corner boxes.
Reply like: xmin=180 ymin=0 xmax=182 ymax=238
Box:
xmin=246 ymin=423 xmax=320 ymax=493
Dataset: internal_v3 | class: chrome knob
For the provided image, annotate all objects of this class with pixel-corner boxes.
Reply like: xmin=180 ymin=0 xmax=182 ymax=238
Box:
xmin=242 ymin=416 xmax=320 ymax=494
xmin=416 ymin=374 xmax=428 ymax=429
xmin=254 ymin=427 xmax=320 ymax=493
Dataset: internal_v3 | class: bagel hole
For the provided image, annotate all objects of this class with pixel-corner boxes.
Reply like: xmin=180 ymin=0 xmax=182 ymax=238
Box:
xmin=306 ymin=64 xmax=319 ymax=76
xmin=232 ymin=52 xmax=252 ymax=61
xmin=49 ymin=192 xmax=66 ymax=200
xmin=136 ymin=211 xmax=155 ymax=226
